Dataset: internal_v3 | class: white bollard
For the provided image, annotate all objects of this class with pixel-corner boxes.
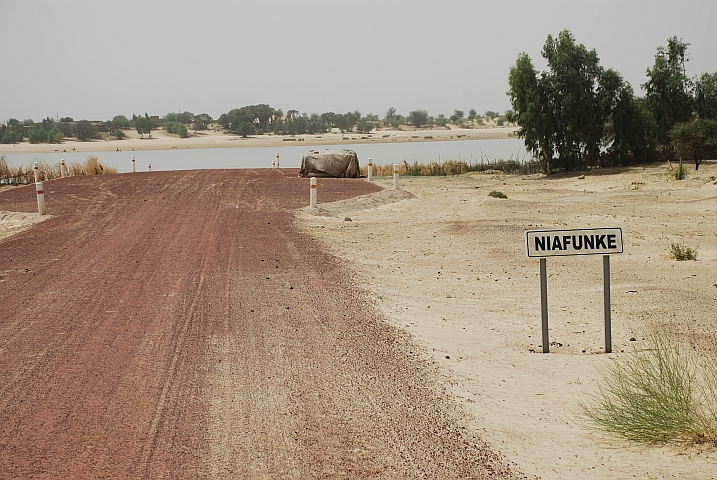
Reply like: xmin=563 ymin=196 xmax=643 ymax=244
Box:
xmin=36 ymin=181 xmax=46 ymax=215
xmin=276 ymin=152 xmax=280 ymax=169
xmin=393 ymin=163 xmax=400 ymax=190
xmin=61 ymin=159 xmax=66 ymax=178
xmin=310 ymin=177 xmax=317 ymax=208
xmin=148 ymin=163 xmax=152 ymax=172
xmin=34 ymin=162 xmax=40 ymax=183
xmin=132 ymin=156 xmax=136 ymax=173
xmin=368 ymin=158 xmax=373 ymax=181
xmin=271 ymin=159 xmax=276 ymax=169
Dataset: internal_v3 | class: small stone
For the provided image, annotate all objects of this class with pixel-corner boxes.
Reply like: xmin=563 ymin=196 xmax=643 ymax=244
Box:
xmin=578 ymin=175 xmax=585 ymax=179
xmin=344 ymin=217 xmax=352 ymax=222
xmin=445 ymin=355 xmax=450 ymax=359
xmin=630 ymin=337 xmax=636 ymax=341
xmin=250 ymin=309 xmax=254 ymax=313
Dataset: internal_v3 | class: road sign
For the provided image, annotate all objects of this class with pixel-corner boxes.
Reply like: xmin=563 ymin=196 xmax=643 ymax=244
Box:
xmin=525 ymin=227 xmax=624 ymax=354
xmin=525 ymin=227 xmax=623 ymax=258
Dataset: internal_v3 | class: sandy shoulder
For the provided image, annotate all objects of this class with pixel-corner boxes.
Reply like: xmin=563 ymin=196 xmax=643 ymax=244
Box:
xmin=0 ymin=211 xmax=49 ymax=242
xmin=296 ymin=162 xmax=717 ymax=479
xmin=0 ymin=126 xmax=518 ymax=155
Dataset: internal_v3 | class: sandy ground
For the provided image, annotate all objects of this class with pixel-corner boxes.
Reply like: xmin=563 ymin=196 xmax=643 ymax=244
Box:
xmin=0 ymin=211 xmax=48 ymax=241
xmin=0 ymin=125 xmax=518 ymax=154
xmin=297 ymin=161 xmax=717 ymax=479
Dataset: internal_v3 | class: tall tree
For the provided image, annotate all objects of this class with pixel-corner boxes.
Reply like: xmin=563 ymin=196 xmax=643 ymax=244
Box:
xmin=508 ymin=30 xmax=651 ymax=172
xmin=407 ymin=110 xmax=428 ymax=128
xmin=642 ymin=37 xmax=694 ymax=155
xmin=74 ymin=120 xmax=96 ymax=141
xmin=669 ymin=119 xmax=717 ymax=170
xmin=695 ymin=72 xmax=717 ymax=121
xmin=507 ymin=52 xmax=556 ymax=172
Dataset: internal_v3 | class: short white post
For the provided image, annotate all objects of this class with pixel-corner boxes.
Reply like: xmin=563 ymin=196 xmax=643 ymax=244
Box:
xmin=148 ymin=163 xmax=152 ymax=172
xmin=368 ymin=158 xmax=373 ymax=181
xmin=34 ymin=162 xmax=40 ymax=183
xmin=393 ymin=163 xmax=399 ymax=190
xmin=36 ymin=181 xmax=46 ymax=215
xmin=132 ymin=156 xmax=136 ymax=173
xmin=60 ymin=159 xmax=66 ymax=178
xmin=271 ymin=159 xmax=276 ymax=169
xmin=276 ymin=152 xmax=280 ymax=169
xmin=309 ymin=177 xmax=317 ymax=208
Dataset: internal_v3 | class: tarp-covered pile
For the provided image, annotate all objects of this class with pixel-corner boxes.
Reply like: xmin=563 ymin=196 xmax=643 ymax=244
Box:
xmin=299 ymin=149 xmax=360 ymax=178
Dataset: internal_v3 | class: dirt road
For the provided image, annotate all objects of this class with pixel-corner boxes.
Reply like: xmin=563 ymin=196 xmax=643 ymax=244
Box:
xmin=0 ymin=170 xmax=522 ymax=478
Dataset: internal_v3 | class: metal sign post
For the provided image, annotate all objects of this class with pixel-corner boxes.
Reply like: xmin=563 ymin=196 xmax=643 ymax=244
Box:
xmin=525 ymin=228 xmax=624 ymax=354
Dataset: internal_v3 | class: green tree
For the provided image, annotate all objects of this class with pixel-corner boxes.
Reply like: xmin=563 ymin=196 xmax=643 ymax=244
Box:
xmin=508 ymin=30 xmax=643 ymax=172
xmin=236 ymin=122 xmax=254 ymax=137
xmin=165 ymin=121 xmax=188 ymax=138
xmin=468 ymin=109 xmax=477 ymax=121
xmin=28 ymin=125 xmax=47 ymax=144
xmin=112 ymin=115 xmax=131 ymax=129
xmin=133 ymin=113 xmax=154 ymax=138
xmin=407 ymin=110 xmax=428 ymax=128
xmin=507 ymin=52 xmax=556 ymax=172
xmin=193 ymin=113 xmax=212 ymax=131
xmin=1 ymin=119 xmax=24 ymax=144
xmin=669 ymin=119 xmax=717 ymax=170
xmin=695 ymin=72 xmax=717 ymax=121
xmin=643 ymin=37 xmax=694 ymax=156
xmin=74 ymin=120 xmax=96 ymax=141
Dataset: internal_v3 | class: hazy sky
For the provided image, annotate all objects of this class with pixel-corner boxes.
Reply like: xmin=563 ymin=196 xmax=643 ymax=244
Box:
xmin=1 ymin=0 xmax=715 ymax=122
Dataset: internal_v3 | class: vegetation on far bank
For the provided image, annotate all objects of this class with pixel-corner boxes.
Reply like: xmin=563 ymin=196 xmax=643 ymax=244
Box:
xmin=1 ymin=107 xmax=510 ymax=147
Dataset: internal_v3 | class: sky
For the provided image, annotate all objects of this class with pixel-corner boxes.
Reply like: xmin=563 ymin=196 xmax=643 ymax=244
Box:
xmin=1 ymin=0 xmax=716 ymax=122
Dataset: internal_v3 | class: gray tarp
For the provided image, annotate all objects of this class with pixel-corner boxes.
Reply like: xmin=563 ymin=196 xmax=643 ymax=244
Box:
xmin=299 ymin=149 xmax=360 ymax=178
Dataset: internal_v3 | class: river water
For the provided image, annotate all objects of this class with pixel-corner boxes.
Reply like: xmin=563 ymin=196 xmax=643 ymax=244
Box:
xmin=2 ymin=138 xmax=530 ymax=173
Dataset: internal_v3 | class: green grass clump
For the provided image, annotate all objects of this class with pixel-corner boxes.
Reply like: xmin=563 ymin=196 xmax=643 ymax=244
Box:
xmin=579 ymin=333 xmax=717 ymax=445
xmin=488 ymin=190 xmax=508 ymax=199
xmin=673 ymin=160 xmax=687 ymax=180
xmin=670 ymin=243 xmax=698 ymax=261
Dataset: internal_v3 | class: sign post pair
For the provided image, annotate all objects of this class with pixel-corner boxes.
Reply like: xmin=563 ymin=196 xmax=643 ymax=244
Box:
xmin=525 ymin=228 xmax=624 ymax=354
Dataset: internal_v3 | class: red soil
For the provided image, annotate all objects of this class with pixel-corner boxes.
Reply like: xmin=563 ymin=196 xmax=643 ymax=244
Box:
xmin=0 ymin=170 xmax=523 ymax=478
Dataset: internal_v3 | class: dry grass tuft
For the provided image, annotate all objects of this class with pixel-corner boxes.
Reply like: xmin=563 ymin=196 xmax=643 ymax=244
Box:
xmin=0 ymin=155 xmax=117 ymax=183
xmin=579 ymin=332 xmax=717 ymax=446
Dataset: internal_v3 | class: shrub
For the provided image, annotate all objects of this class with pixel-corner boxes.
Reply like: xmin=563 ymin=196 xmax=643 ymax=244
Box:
xmin=236 ymin=122 xmax=254 ymax=137
xmin=488 ymin=190 xmax=508 ymax=198
xmin=670 ymin=243 xmax=698 ymax=261
xmin=673 ymin=160 xmax=687 ymax=180
xmin=579 ymin=332 xmax=717 ymax=445
xmin=74 ymin=120 xmax=96 ymax=141
xmin=114 ymin=129 xmax=125 ymax=139
xmin=28 ymin=126 xmax=47 ymax=144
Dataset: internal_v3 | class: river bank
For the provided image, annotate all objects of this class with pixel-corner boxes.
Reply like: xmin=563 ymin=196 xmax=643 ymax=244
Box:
xmin=0 ymin=126 xmax=518 ymax=155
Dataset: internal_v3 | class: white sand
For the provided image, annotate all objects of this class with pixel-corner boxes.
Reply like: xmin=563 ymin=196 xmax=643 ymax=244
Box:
xmin=298 ymin=161 xmax=717 ymax=479
xmin=0 ymin=126 xmax=518 ymax=155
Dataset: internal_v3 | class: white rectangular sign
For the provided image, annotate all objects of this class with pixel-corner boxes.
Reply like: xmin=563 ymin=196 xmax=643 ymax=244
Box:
xmin=525 ymin=228 xmax=623 ymax=258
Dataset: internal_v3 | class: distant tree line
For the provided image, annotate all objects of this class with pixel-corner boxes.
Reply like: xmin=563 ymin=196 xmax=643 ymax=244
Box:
xmin=2 ymin=104 xmax=509 ymax=144
xmin=507 ymin=30 xmax=717 ymax=173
